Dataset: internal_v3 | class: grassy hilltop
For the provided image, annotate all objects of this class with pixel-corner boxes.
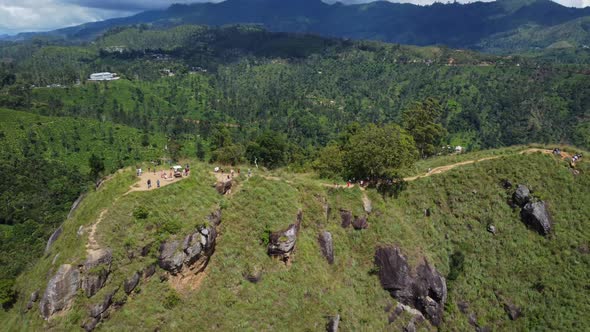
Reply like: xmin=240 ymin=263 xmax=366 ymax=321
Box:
xmin=2 ymin=146 xmax=589 ymax=331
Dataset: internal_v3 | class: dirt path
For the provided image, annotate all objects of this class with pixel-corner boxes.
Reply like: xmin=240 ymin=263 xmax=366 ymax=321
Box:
xmin=403 ymin=148 xmax=556 ymax=182
xmin=125 ymin=171 xmax=189 ymax=195
xmin=86 ymin=209 xmax=108 ymax=255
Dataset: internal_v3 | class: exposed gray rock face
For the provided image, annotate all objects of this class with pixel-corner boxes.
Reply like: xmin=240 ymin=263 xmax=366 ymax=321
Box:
xmin=268 ymin=210 xmax=303 ymax=261
xmin=352 ymin=216 xmax=368 ymax=230
xmin=207 ymin=209 xmax=222 ymax=226
xmin=68 ymin=193 xmax=86 ymax=219
xmin=82 ymin=318 xmax=99 ymax=332
xmin=45 ymin=225 xmax=63 ymax=254
xmin=215 ymin=180 xmax=232 ymax=195
xmin=89 ymin=289 xmax=115 ymax=318
xmin=143 ymin=264 xmax=156 ymax=278
xmin=375 ymin=246 xmax=447 ymax=326
xmin=513 ymin=185 xmax=531 ymax=207
xmin=81 ymin=249 xmax=113 ymax=298
xmin=521 ymin=201 xmax=552 ymax=236
xmin=158 ymin=240 xmax=186 ymax=275
xmin=183 ymin=232 xmax=203 ymax=265
xmin=340 ymin=209 xmax=352 ymax=228
xmin=363 ymin=198 xmax=372 ymax=214
xmin=124 ymin=272 xmax=140 ymax=294
xmin=326 ymin=314 xmax=340 ymax=332
xmin=39 ymin=264 xmax=80 ymax=319
xmin=318 ymin=231 xmax=334 ymax=264
xmin=159 ymin=223 xmax=218 ymax=275
xmin=503 ymin=302 xmax=522 ymax=320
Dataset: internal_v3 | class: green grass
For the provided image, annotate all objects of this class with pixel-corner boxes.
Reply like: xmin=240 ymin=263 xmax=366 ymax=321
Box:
xmin=2 ymin=147 xmax=589 ymax=331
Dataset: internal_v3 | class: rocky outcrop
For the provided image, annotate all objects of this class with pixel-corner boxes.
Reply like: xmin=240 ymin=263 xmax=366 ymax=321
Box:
xmin=40 ymin=264 xmax=80 ymax=319
xmin=340 ymin=209 xmax=352 ymax=228
xmin=124 ymin=272 xmax=140 ymax=294
xmin=375 ymin=246 xmax=447 ymax=326
xmin=268 ymin=210 xmax=303 ymax=262
xmin=207 ymin=209 xmax=222 ymax=226
xmin=159 ymin=225 xmax=218 ymax=275
xmin=318 ymin=231 xmax=334 ymax=264
xmin=215 ymin=180 xmax=232 ymax=195
xmin=512 ymin=185 xmax=531 ymax=207
xmin=352 ymin=216 xmax=368 ymax=230
xmin=44 ymin=225 xmax=63 ymax=254
xmin=326 ymin=314 xmax=340 ymax=332
xmin=521 ymin=201 xmax=552 ymax=236
xmin=81 ymin=249 xmax=112 ymax=298
xmin=83 ymin=288 xmax=117 ymax=332
xmin=67 ymin=193 xmax=86 ymax=219
xmin=158 ymin=240 xmax=185 ymax=274
xmin=143 ymin=264 xmax=156 ymax=278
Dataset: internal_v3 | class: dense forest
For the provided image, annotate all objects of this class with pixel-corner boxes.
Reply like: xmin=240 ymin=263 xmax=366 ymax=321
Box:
xmin=0 ymin=24 xmax=589 ymax=309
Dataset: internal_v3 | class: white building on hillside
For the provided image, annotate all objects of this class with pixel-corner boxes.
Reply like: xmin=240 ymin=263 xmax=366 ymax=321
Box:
xmin=89 ymin=72 xmax=120 ymax=81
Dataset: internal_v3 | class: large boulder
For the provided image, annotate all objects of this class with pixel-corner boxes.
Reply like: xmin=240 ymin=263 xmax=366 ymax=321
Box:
xmin=89 ymin=289 xmax=116 ymax=318
xmin=340 ymin=209 xmax=352 ymax=228
xmin=158 ymin=240 xmax=186 ymax=274
xmin=521 ymin=201 xmax=552 ymax=236
xmin=124 ymin=272 xmax=140 ymax=294
xmin=268 ymin=210 xmax=302 ymax=261
xmin=326 ymin=314 xmax=340 ymax=332
xmin=375 ymin=246 xmax=447 ymax=326
xmin=513 ymin=185 xmax=531 ymax=207
xmin=44 ymin=225 xmax=63 ymax=254
xmin=182 ymin=232 xmax=203 ymax=265
xmin=318 ymin=231 xmax=334 ymax=264
xmin=352 ymin=216 xmax=368 ymax=230
xmin=81 ymin=249 xmax=113 ymax=298
xmin=39 ymin=264 xmax=80 ymax=319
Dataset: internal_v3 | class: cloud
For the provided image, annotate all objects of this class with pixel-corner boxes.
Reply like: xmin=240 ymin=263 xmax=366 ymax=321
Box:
xmin=61 ymin=0 xmax=222 ymax=11
xmin=0 ymin=0 xmax=134 ymax=34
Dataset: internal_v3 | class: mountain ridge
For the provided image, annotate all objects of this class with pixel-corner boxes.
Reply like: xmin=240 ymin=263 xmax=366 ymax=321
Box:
xmin=7 ymin=0 xmax=590 ymax=53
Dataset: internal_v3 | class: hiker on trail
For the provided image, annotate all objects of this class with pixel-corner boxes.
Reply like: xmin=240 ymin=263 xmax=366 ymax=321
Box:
xmin=248 ymin=169 xmax=252 ymax=177
xmin=148 ymin=167 xmax=151 ymax=173
xmin=227 ymin=175 xmax=231 ymax=180
xmin=139 ymin=168 xmax=142 ymax=176
xmin=347 ymin=181 xmax=351 ymax=188
xmin=238 ymin=168 xmax=241 ymax=175
xmin=147 ymin=179 xmax=151 ymax=189
xmin=157 ymin=179 xmax=160 ymax=188
xmin=214 ymin=167 xmax=220 ymax=172
xmin=231 ymin=169 xmax=235 ymax=177
xmin=169 ymin=171 xmax=173 ymax=178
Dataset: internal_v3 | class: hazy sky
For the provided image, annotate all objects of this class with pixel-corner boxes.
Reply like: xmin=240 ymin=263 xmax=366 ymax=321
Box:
xmin=1 ymin=0 xmax=589 ymax=35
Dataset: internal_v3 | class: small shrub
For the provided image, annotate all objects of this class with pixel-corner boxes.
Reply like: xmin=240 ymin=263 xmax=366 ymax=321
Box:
xmin=163 ymin=290 xmax=181 ymax=309
xmin=133 ymin=206 xmax=149 ymax=220
xmin=448 ymin=251 xmax=465 ymax=281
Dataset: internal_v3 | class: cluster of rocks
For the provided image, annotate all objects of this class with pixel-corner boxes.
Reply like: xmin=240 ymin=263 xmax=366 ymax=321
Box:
xmin=374 ymin=246 xmax=447 ymax=326
xmin=267 ymin=210 xmax=303 ymax=263
xmin=512 ymin=185 xmax=553 ymax=236
xmin=339 ymin=209 xmax=368 ymax=230
xmin=37 ymin=209 xmax=222 ymax=331
xmin=159 ymin=209 xmax=221 ymax=276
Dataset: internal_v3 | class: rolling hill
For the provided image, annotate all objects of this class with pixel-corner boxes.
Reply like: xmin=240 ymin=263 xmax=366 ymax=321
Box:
xmin=1 ymin=146 xmax=588 ymax=330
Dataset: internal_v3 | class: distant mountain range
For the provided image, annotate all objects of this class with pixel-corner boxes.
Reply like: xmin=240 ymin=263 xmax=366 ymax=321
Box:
xmin=6 ymin=0 xmax=590 ymax=53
